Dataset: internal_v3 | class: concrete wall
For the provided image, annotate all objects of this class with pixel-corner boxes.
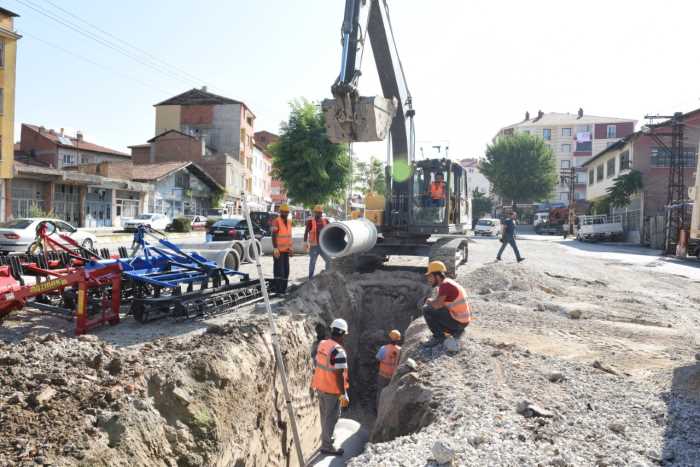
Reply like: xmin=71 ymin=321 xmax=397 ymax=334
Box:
xmin=150 ymin=132 xmax=203 ymax=163
xmin=0 ymin=23 xmax=18 ymax=180
xmin=212 ymin=103 xmax=242 ymax=157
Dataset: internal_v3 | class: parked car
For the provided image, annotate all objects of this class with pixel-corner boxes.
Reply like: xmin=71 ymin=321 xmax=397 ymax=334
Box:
xmin=123 ymin=213 xmax=171 ymax=232
xmin=207 ymin=217 xmax=268 ymax=242
xmin=166 ymin=215 xmax=207 ymax=231
xmin=249 ymin=211 xmax=277 ymax=234
xmin=474 ymin=218 xmax=501 ymax=237
xmin=0 ymin=218 xmax=98 ymax=254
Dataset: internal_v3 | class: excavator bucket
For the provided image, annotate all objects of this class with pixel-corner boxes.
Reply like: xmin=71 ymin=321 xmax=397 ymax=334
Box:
xmin=322 ymin=95 xmax=397 ymax=144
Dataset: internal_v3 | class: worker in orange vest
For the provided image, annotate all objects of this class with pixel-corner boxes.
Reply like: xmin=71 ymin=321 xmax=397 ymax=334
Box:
xmin=304 ymin=205 xmax=330 ymax=278
xmin=421 ymin=261 xmax=471 ymax=347
xmin=311 ymin=318 xmax=350 ymax=457
xmin=272 ymin=204 xmax=293 ymax=293
xmin=375 ymin=329 xmax=401 ymax=408
xmin=428 ymin=172 xmax=446 ymax=207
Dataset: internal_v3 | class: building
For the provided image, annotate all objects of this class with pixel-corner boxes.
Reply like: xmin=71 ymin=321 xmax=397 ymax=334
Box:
xmin=498 ymin=109 xmax=636 ymax=202
xmin=250 ymin=144 xmax=272 ymax=210
xmin=129 ymin=161 xmax=224 ymax=218
xmin=20 ymin=124 xmax=130 ymax=168
xmin=460 ymin=158 xmax=491 ymax=196
xmin=145 ymin=87 xmax=255 ymax=212
xmin=0 ymin=8 xmax=20 ymax=221
xmin=254 ymin=130 xmax=286 ymax=207
xmin=583 ymin=109 xmax=699 ymax=219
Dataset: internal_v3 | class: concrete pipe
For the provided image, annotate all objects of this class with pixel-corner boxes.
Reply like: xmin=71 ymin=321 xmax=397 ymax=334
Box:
xmin=180 ymin=241 xmax=238 ymax=251
xmin=319 ymin=218 xmax=378 ymax=258
xmin=244 ymin=239 xmax=263 ymax=263
xmin=183 ymin=248 xmax=240 ymax=271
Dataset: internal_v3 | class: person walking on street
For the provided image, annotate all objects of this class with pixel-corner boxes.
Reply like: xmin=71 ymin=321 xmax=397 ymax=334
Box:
xmin=272 ymin=204 xmax=293 ymax=293
xmin=305 ymin=205 xmax=330 ymax=279
xmin=311 ymin=319 xmax=350 ymax=456
xmin=375 ymin=330 xmax=401 ymax=408
xmin=421 ymin=261 xmax=471 ymax=347
xmin=497 ymin=211 xmax=525 ymax=263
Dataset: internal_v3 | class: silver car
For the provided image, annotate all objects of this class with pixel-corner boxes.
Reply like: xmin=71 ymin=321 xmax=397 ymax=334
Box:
xmin=0 ymin=218 xmax=97 ymax=254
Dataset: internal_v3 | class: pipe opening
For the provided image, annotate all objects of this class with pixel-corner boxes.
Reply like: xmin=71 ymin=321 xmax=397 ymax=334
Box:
xmin=321 ymin=225 xmax=350 ymax=257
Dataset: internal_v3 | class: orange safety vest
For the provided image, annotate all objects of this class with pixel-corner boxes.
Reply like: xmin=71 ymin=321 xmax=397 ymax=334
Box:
xmin=430 ymin=181 xmax=446 ymax=200
xmin=442 ymin=278 xmax=471 ymax=324
xmin=311 ymin=339 xmax=349 ymax=395
xmin=309 ymin=218 xmax=329 ymax=246
xmin=273 ymin=217 xmax=293 ymax=253
xmin=378 ymin=343 xmax=401 ymax=379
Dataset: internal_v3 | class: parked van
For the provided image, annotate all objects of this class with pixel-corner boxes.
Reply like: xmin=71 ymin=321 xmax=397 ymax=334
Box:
xmin=474 ymin=218 xmax=501 ymax=237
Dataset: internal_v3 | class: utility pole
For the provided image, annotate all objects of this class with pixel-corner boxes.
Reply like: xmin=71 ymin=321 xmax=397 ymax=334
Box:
xmin=644 ymin=112 xmax=687 ymax=254
xmin=559 ymin=166 xmax=577 ymax=236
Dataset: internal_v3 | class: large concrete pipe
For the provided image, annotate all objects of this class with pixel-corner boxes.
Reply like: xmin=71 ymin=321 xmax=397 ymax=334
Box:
xmin=319 ymin=218 xmax=378 ymax=258
xmin=182 ymin=248 xmax=240 ymax=271
xmin=243 ymin=239 xmax=263 ymax=263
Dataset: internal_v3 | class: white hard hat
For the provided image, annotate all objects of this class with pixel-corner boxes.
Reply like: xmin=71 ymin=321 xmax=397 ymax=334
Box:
xmin=330 ymin=318 xmax=349 ymax=335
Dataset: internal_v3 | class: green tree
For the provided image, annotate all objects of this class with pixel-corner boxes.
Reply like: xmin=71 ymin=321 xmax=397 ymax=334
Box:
xmin=269 ymin=100 xmax=352 ymax=206
xmin=481 ymin=133 xmax=558 ymax=205
xmin=606 ymin=170 xmax=643 ymax=208
xmin=353 ymin=156 xmax=386 ymax=196
xmin=471 ymin=188 xmax=493 ymax=222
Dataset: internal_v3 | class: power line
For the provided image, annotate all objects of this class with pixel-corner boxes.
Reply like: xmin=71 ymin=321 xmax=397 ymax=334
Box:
xmin=12 ymin=0 xmax=203 ymax=89
xmin=20 ymin=30 xmax=176 ymax=95
xmin=42 ymin=0 xmax=208 ymax=87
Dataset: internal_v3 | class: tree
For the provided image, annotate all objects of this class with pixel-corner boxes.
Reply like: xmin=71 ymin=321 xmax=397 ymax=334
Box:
xmin=481 ymin=133 xmax=558 ymax=205
xmin=471 ymin=188 xmax=493 ymax=225
xmin=353 ymin=156 xmax=386 ymax=196
xmin=606 ymin=170 xmax=643 ymax=208
xmin=269 ymin=100 xmax=352 ymax=206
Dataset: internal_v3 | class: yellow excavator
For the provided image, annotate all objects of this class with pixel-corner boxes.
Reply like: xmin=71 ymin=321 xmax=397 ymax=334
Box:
xmin=322 ymin=0 xmax=471 ymax=273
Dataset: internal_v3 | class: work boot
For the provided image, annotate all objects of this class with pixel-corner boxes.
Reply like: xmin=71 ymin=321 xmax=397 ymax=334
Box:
xmin=421 ymin=336 xmax=445 ymax=348
xmin=517 ymin=257 xmax=526 ymax=263
xmin=321 ymin=447 xmax=344 ymax=456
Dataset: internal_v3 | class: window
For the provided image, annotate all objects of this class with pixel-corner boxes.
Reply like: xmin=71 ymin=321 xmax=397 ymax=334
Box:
xmin=561 ymin=144 xmax=571 ymax=153
xmin=577 ymin=172 xmax=587 ymax=185
xmin=560 ymin=160 xmax=571 ymax=169
xmin=588 ymin=169 xmax=594 ymax=185
xmin=650 ymin=147 xmax=697 ymax=167
xmin=607 ymin=158 xmax=616 ymax=178
xmin=562 ymin=128 xmax=572 ymax=137
xmin=575 ymin=192 xmax=585 ymax=200
xmin=0 ymin=39 xmax=4 ymax=68
xmin=596 ymin=165 xmax=604 ymax=181
xmin=607 ymin=125 xmax=617 ymax=139
xmin=559 ymin=193 xmax=569 ymax=201
xmin=619 ymin=150 xmax=630 ymax=170
xmin=575 ymin=141 xmax=592 ymax=152
xmin=62 ymin=153 xmax=77 ymax=167
xmin=543 ymin=128 xmax=552 ymax=140
xmin=0 ymin=88 xmax=3 ymax=115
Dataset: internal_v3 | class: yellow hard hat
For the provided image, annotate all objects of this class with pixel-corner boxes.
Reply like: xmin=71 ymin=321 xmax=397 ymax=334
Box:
xmin=279 ymin=204 xmax=290 ymax=212
xmin=313 ymin=204 xmax=323 ymax=213
xmin=389 ymin=329 xmax=401 ymax=341
xmin=425 ymin=260 xmax=447 ymax=275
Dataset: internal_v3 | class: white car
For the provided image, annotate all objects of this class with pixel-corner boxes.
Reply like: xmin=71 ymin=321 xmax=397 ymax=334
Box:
xmin=122 ymin=213 xmax=171 ymax=232
xmin=474 ymin=218 xmax=501 ymax=237
xmin=0 ymin=218 xmax=98 ymax=253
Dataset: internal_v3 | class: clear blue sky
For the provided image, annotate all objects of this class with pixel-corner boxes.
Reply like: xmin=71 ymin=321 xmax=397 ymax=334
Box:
xmin=9 ymin=0 xmax=700 ymax=159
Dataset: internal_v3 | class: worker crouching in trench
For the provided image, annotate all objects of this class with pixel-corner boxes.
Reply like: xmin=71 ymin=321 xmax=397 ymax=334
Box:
xmin=421 ymin=261 xmax=471 ymax=347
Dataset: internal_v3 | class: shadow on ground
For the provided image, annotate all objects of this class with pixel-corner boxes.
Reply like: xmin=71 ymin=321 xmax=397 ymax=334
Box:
xmin=662 ymin=362 xmax=700 ymax=465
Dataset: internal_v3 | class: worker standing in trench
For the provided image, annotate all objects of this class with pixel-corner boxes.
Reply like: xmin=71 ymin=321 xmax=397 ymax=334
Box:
xmin=271 ymin=204 xmax=293 ymax=293
xmin=375 ymin=330 xmax=402 ymax=408
xmin=304 ymin=205 xmax=330 ymax=279
xmin=311 ymin=319 xmax=350 ymax=456
xmin=421 ymin=261 xmax=471 ymax=347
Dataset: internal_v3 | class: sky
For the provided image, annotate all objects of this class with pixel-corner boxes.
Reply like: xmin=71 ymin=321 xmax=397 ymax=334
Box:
xmin=8 ymin=0 xmax=700 ymax=162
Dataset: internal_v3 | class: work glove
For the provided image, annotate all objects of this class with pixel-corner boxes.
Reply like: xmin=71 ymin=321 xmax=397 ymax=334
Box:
xmin=273 ymin=248 xmax=280 ymax=258
xmin=339 ymin=394 xmax=350 ymax=409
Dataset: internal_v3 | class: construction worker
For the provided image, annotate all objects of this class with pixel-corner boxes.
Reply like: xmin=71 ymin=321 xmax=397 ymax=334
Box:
xmin=304 ymin=205 xmax=330 ymax=279
xmin=272 ymin=204 xmax=293 ymax=293
xmin=421 ymin=261 xmax=471 ymax=347
xmin=375 ymin=330 xmax=401 ymax=407
xmin=429 ymin=172 xmax=447 ymax=207
xmin=311 ymin=318 xmax=350 ymax=457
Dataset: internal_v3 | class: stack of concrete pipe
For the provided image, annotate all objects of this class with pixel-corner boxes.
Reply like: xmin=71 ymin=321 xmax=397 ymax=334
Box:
xmin=179 ymin=238 xmax=263 ymax=270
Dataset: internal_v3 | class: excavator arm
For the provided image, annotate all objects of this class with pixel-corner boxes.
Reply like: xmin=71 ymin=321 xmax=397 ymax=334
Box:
xmin=324 ymin=0 xmax=414 ymax=168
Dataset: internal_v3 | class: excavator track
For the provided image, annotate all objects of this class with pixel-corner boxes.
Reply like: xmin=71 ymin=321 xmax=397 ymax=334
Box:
xmin=429 ymin=237 xmax=469 ymax=277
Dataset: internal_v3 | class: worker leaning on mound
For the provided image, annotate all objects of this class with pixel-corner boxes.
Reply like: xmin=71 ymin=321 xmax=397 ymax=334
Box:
xmin=375 ymin=329 xmax=402 ymax=408
xmin=421 ymin=261 xmax=471 ymax=347
xmin=311 ymin=318 xmax=350 ymax=457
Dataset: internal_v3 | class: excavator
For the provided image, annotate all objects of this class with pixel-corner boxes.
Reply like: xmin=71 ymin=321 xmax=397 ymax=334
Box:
xmin=322 ymin=0 xmax=471 ymax=273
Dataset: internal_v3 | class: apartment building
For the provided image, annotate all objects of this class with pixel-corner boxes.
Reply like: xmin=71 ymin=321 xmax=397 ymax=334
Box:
xmin=460 ymin=158 xmax=491 ymax=196
xmin=0 ymin=7 xmax=20 ymax=221
xmin=254 ymin=130 xmax=287 ymax=207
xmin=498 ymin=109 xmax=635 ymax=202
xmin=583 ymin=109 xmax=699 ymax=217
xmin=250 ymin=144 xmax=272 ymax=210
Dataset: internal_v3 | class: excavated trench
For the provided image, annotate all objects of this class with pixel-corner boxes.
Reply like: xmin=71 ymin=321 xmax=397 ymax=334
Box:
xmin=55 ymin=271 xmax=435 ymax=467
